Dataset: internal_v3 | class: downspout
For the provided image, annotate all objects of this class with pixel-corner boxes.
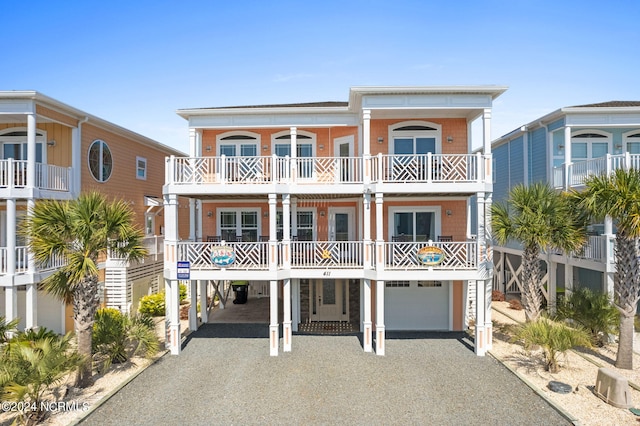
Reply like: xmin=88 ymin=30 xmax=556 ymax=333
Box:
xmin=72 ymin=116 xmax=89 ymax=197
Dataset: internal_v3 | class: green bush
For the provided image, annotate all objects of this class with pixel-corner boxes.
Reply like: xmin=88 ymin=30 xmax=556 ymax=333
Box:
xmin=179 ymin=283 xmax=188 ymax=303
xmin=139 ymin=293 xmax=165 ymax=316
xmin=512 ymin=317 xmax=592 ymax=373
xmin=0 ymin=331 xmax=82 ymax=425
xmin=556 ymin=287 xmax=619 ymax=346
xmin=92 ymin=308 xmax=158 ymax=371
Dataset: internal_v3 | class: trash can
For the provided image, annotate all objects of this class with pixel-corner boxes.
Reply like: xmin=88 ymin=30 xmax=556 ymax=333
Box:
xmin=232 ymin=281 xmax=249 ymax=304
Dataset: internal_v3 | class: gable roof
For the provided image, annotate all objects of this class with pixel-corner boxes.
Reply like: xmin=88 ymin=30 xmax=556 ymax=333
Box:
xmin=571 ymin=101 xmax=640 ymax=108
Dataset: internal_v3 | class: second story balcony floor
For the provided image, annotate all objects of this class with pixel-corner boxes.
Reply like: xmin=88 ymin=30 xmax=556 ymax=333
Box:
xmin=165 ymin=152 xmax=492 ymax=196
xmin=553 ymin=153 xmax=640 ymax=190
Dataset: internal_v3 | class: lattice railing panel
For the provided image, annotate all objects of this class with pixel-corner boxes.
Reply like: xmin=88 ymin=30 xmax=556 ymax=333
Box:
xmin=385 ymin=242 xmax=477 ymax=270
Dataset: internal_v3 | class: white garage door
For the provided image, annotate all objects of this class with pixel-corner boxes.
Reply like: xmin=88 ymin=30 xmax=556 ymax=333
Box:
xmin=385 ymin=281 xmax=449 ymax=330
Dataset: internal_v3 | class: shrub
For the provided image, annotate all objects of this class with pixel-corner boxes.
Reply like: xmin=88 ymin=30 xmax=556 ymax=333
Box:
xmin=492 ymin=290 xmax=505 ymax=302
xmin=508 ymin=299 xmax=523 ymax=311
xmin=139 ymin=293 xmax=165 ymax=317
xmin=0 ymin=332 xmax=82 ymax=425
xmin=179 ymin=283 xmax=188 ymax=303
xmin=92 ymin=308 xmax=158 ymax=372
xmin=0 ymin=316 xmax=19 ymax=344
xmin=555 ymin=287 xmax=619 ymax=346
xmin=512 ymin=317 xmax=592 ymax=373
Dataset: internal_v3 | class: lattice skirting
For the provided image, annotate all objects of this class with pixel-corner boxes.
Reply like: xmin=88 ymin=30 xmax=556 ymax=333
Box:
xmin=296 ymin=321 xmax=358 ymax=335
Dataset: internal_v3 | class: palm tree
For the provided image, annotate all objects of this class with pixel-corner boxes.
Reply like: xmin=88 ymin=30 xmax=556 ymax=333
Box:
xmin=492 ymin=182 xmax=586 ymax=322
xmin=21 ymin=192 xmax=147 ymax=387
xmin=572 ymin=168 xmax=640 ymax=370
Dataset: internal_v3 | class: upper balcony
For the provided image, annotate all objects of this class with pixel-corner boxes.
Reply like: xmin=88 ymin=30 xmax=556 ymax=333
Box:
xmin=165 ymin=152 xmax=491 ymax=196
xmin=0 ymin=159 xmax=73 ymax=198
xmin=553 ymin=153 xmax=640 ymax=190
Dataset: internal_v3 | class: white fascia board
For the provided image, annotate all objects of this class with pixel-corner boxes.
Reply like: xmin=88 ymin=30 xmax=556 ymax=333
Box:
xmin=361 ymin=93 xmax=495 ymax=110
xmin=177 ymin=105 xmax=351 ymax=120
xmin=565 ymin=112 xmax=640 ymax=127
xmin=350 ymin=85 xmax=508 ymax=99
xmin=0 ymin=99 xmax=35 ymax=114
xmin=188 ymin=113 xmax=359 ymax=129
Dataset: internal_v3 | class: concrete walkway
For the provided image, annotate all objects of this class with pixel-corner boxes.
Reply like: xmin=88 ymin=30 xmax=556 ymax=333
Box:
xmin=80 ymin=324 xmax=570 ymax=425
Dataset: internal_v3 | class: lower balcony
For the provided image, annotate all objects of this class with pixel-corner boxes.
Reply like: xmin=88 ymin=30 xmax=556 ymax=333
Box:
xmin=173 ymin=239 xmax=479 ymax=271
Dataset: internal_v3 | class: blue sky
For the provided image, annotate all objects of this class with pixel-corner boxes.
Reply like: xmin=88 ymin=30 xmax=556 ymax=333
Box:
xmin=3 ymin=0 xmax=639 ymax=153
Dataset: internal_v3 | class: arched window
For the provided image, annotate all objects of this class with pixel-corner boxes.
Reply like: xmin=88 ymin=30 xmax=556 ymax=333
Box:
xmin=0 ymin=128 xmax=45 ymax=163
xmin=571 ymin=131 xmax=610 ymax=161
xmin=216 ymin=131 xmax=259 ymax=157
xmin=389 ymin=121 xmax=441 ymax=155
xmin=624 ymin=131 xmax=640 ymax=154
xmin=88 ymin=139 xmax=113 ymax=182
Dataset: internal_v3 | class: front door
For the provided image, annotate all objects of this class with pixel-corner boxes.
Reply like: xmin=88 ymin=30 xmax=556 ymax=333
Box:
xmin=311 ymin=279 xmax=349 ymax=321
xmin=334 ymin=135 xmax=354 ymax=182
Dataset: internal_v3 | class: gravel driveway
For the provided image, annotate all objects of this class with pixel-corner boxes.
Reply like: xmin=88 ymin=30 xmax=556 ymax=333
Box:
xmin=80 ymin=324 xmax=570 ymax=425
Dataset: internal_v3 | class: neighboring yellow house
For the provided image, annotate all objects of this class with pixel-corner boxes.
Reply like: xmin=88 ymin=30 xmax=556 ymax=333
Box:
xmin=163 ymin=86 xmax=506 ymax=356
xmin=0 ymin=91 xmax=189 ymax=333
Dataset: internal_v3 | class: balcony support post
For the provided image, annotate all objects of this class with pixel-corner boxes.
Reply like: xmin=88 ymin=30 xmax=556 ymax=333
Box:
xmin=269 ymin=280 xmax=279 ymax=356
xmin=604 ymin=215 xmax=615 ymax=297
xmin=375 ymin=279 xmax=385 ymax=356
xmin=199 ymin=280 xmax=209 ymax=324
xmin=282 ymin=194 xmax=291 ymax=268
xmin=363 ymin=278 xmax=372 ymax=352
xmin=375 ymin=193 xmax=384 ymax=271
xmin=483 ymin=192 xmax=493 ymax=351
xmin=290 ymin=127 xmax=297 ymax=182
xmin=165 ymin=278 xmax=181 ymax=355
xmin=188 ymin=279 xmax=198 ymax=332
xmin=363 ymin=192 xmax=371 ymax=269
xmin=283 ymin=278 xmax=292 ymax=352
xmin=564 ymin=126 xmax=572 ymax=190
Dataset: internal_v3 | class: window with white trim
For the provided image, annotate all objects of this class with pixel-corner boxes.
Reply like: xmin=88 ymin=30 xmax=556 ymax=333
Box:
xmin=88 ymin=139 xmax=113 ymax=182
xmin=276 ymin=210 xmax=314 ymax=241
xmin=0 ymin=129 xmax=45 ymax=163
xmin=390 ymin=122 xmax=441 ymax=155
xmin=389 ymin=207 xmax=441 ymax=242
xmin=217 ymin=132 xmax=259 ymax=157
xmin=136 ymin=156 xmax=147 ymax=180
xmin=625 ymin=132 xmax=640 ymax=154
xmin=218 ymin=209 xmax=260 ymax=242
xmin=571 ymin=132 xmax=610 ymax=161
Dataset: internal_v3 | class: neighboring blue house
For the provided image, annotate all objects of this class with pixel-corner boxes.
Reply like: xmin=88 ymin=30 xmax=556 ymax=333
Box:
xmin=491 ymin=101 xmax=640 ymax=307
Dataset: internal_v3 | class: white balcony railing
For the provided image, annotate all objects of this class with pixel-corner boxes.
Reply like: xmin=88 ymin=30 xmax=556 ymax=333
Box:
xmin=170 ymin=240 xmax=477 ymax=271
xmin=553 ymin=153 xmax=640 ymax=189
xmin=385 ymin=241 xmax=478 ymax=270
xmin=0 ymin=159 xmax=72 ymax=192
xmin=167 ymin=153 xmax=488 ymax=186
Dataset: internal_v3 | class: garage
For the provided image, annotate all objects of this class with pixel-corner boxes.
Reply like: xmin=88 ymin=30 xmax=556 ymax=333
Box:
xmin=384 ymin=280 xmax=450 ymax=330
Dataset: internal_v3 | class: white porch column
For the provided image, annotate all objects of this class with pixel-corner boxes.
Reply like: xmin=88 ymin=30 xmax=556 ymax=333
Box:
xmin=27 ymin=113 xmax=36 ymax=189
xmin=375 ymin=280 xmax=385 ymax=355
xmin=363 ymin=278 xmax=372 ymax=352
xmin=269 ymin=194 xmax=277 ymax=271
xmin=482 ymin=108 xmax=491 ymax=154
xmin=566 ymin=264 xmax=574 ymax=294
xmin=282 ymin=194 xmax=291 ymax=268
xmin=362 ymin=110 xmax=371 ymax=156
xmin=7 ymin=199 xmax=16 ymax=278
xmin=604 ymin=215 xmax=615 ymax=296
xmin=292 ymin=279 xmax=300 ymax=332
xmin=563 ymin=126 xmax=572 ymax=190
xmin=363 ymin=192 xmax=372 ymax=268
xmin=283 ymin=278 xmax=292 ymax=352
xmin=291 ymin=197 xmax=298 ymax=240
xmin=199 ymin=280 xmax=209 ymax=324
xmin=375 ymin=193 xmax=384 ymax=271
xmin=25 ymin=198 xmax=37 ymax=329
xmin=290 ymin=127 xmax=297 ymax=181
xmin=188 ymin=279 xmax=198 ymax=332
xmin=483 ymin=192 xmax=493 ymax=351
xmin=196 ymin=200 xmax=203 ymax=242
xmin=166 ymin=278 xmax=181 ymax=355
xmin=189 ymin=199 xmax=197 ymax=241
xmin=475 ymin=279 xmax=487 ymax=356
xmin=269 ymin=280 xmax=279 ymax=356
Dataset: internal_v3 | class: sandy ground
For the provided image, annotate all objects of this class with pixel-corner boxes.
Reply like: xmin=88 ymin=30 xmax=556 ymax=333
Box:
xmin=489 ymin=301 xmax=640 ymax=426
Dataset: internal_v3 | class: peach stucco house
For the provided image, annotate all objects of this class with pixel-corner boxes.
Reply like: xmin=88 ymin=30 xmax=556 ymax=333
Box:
xmin=163 ymin=86 xmax=506 ymax=356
